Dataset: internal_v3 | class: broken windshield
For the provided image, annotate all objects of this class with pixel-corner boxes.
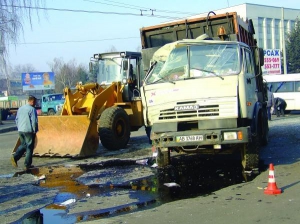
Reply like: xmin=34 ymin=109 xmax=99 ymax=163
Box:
xmin=145 ymin=43 xmax=241 ymax=84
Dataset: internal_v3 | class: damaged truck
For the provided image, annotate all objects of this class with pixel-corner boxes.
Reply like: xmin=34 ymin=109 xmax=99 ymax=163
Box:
xmin=140 ymin=12 xmax=269 ymax=171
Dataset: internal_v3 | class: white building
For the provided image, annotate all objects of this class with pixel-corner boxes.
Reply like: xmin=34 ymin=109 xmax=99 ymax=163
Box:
xmin=201 ymin=3 xmax=299 ymax=50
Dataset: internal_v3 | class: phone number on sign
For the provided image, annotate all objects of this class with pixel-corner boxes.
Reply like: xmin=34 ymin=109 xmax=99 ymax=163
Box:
xmin=264 ymin=63 xmax=280 ymax=69
xmin=264 ymin=58 xmax=280 ymax=63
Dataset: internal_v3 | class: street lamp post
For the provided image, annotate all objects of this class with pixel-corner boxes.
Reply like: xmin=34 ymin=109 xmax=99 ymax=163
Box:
xmin=282 ymin=7 xmax=288 ymax=74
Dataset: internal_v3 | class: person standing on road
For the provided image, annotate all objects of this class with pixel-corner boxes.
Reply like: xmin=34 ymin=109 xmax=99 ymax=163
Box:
xmin=11 ymin=95 xmax=39 ymax=171
xmin=267 ymin=86 xmax=275 ymax=121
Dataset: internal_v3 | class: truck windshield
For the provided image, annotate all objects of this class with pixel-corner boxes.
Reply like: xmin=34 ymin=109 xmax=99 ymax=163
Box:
xmin=97 ymin=57 xmax=125 ymax=84
xmin=145 ymin=43 xmax=240 ymax=84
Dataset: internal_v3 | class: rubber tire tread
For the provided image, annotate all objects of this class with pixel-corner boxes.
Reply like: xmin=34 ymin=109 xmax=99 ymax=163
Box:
xmin=48 ymin=109 xmax=56 ymax=116
xmin=156 ymin=148 xmax=169 ymax=168
xmin=99 ymin=107 xmax=130 ymax=150
xmin=242 ymin=133 xmax=260 ymax=171
xmin=261 ymin=110 xmax=269 ymax=146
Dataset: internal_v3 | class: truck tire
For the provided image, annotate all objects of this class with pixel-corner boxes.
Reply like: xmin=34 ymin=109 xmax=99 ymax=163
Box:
xmin=241 ymin=133 xmax=260 ymax=171
xmin=156 ymin=148 xmax=170 ymax=167
xmin=48 ymin=109 xmax=56 ymax=116
xmin=99 ymin=107 xmax=130 ymax=150
xmin=145 ymin=126 xmax=152 ymax=144
xmin=261 ymin=110 xmax=269 ymax=146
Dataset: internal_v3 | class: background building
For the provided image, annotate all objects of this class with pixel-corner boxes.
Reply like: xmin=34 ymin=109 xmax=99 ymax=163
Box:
xmin=197 ymin=3 xmax=299 ymax=50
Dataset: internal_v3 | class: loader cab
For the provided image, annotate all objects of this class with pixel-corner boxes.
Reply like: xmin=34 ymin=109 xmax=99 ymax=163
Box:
xmin=91 ymin=51 xmax=144 ymax=102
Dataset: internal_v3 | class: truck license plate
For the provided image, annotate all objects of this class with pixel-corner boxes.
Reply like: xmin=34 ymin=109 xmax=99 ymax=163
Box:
xmin=176 ymin=135 xmax=203 ymax=142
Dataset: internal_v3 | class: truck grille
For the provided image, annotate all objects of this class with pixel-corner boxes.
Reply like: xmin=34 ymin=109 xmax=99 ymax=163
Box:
xmin=159 ymin=105 xmax=219 ymax=120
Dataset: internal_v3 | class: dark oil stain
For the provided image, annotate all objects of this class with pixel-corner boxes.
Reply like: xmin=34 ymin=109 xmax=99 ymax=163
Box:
xmin=19 ymin=154 xmax=262 ymax=223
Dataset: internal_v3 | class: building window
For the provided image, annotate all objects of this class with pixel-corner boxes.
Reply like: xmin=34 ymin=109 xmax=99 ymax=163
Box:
xmin=258 ymin=38 xmax=264 ymax=48
xmin=258 ymin=17 xmax=263 ymax=34
xmin=284 ymin=20 xmax=289 ymax=33
xmin=290 ymin=21 xmax=296 ymax=30
xmin=267 ymin=38 xmax=272 ymax=49
xmin=275 ymin=19 xmax=280 ymax=35
xmin=275 ymin=39 xmax=280 ymax=49
xmin=295 ymin=81 xmax=300 ymax=92
xmin=267 ymin=18 xmax=271 ymax=34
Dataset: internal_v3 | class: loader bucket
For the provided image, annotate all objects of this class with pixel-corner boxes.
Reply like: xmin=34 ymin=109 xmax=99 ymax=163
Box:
xmin=12 ymin=115 xmax=100 ymax=157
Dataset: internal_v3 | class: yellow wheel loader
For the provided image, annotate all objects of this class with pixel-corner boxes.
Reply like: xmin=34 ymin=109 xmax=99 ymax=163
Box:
xmin=13 ymin=51 xmax=145 ymax=157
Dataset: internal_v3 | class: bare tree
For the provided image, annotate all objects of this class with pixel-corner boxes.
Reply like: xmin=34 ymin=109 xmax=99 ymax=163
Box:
xmin=106 ymin=45 xmax=118 ymax=52
xmin=0 ymin=0 xmax=46 ymax=94
xmin=48 ymin=58 xmax=89 ymax=93
xmin=9 ymin=63 xmax=36 ymax=79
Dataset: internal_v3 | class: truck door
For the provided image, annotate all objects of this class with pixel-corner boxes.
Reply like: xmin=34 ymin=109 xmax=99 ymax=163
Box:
xmin=42 ymin=96 xmax=48 ymax=114
xmin=244 ymin=48 xmax=257 ymax=117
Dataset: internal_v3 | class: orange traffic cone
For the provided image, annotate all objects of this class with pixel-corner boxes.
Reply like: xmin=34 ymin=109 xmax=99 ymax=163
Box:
xmin=264 ymin=163 xmax=282 ymax=195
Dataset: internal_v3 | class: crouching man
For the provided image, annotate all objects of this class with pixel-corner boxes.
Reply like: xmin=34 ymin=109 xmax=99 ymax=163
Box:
xmin=274 ymin=97 xmax=287 ymax=117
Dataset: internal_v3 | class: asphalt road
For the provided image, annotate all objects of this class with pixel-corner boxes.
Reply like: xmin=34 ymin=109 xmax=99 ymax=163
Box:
xmin=1 ymin=113 xmax=300 ymax=223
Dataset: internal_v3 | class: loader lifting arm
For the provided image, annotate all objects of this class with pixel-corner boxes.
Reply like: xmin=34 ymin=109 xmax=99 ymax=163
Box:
xmin=12 ymin=82 xmax=125 ymax=158
xmin=61 ymin=82 xmax=124 ymax=119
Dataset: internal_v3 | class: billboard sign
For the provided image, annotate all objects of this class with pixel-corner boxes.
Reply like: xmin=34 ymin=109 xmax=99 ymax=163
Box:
xmin=262 ymin=49 xmax=281 ymax=75
xmin=22 ymin=72 xmax=55 ymax=91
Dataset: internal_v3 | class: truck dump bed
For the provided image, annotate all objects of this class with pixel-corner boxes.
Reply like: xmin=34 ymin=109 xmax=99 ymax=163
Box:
xmin=140 ymin=12 xmax=256 ymax=71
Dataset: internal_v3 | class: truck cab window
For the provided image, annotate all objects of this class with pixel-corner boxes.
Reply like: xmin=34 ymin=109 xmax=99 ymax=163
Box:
xmin=244 ymin=49 xmax=254 ymax=74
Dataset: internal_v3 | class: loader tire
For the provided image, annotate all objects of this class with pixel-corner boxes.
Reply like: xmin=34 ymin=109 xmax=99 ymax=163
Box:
xmin=99 ymin=107 xmax=130 ymax=150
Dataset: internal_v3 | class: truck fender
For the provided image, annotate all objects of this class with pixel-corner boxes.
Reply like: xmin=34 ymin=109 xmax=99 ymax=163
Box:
xmin=251 ymin=101 xmax=263 ymax=135
xmin=140 ymin=85 xmax=149 ymax=126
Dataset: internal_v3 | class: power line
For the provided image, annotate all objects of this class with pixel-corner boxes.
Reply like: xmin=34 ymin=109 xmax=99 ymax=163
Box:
xmin=0 ymin=4 xmax=182 ymax=20
xmin=83 ymin=0 xmax=144 ymax=11
xmin=10 ymin=36 xmax=140 ymax=45
xmin=7 ymin=24 xmax=296 ymax=46
xmin=83 ymin=0 xmax=199 ymax=16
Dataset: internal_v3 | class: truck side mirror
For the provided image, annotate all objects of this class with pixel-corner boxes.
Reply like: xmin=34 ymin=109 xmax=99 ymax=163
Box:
xmin=259 ymin=48 xmax=264 ymax=66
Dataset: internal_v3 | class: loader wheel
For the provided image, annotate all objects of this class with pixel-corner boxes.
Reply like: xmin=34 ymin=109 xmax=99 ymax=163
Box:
xmin=48 ymin=109 xmax=56 ymax=116
xmin=241 ymin=133 xmax=260 ymax=171
xmin=99 ymin=107 xmax=130 ymax=150
xmin=156 ymin=148 xmax=170 ymax=168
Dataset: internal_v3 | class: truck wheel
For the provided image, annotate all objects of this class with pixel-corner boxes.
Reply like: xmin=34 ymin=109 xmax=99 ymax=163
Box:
xmin=99 ymin=107 xmax=130 ymax=150
xmin=261 ymin=111 xmax=269 ymax=146
xmin=156 ymin=148 xmax=170 ymax=167
xmin=145 ymin=126 xmax=152 ymax=144
xmin=241 ymin=134 xmax=260 ymax=171
xmin=48 ymin=109 xmax=56 ymax=116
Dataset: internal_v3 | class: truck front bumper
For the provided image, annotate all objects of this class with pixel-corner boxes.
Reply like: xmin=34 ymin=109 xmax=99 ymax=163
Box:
xmin=151 ymin=126 xmax=251 ymax=149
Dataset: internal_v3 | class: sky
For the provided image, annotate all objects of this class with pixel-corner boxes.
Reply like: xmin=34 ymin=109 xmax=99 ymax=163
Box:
xmin=6 ymin=0 xmax=300 ymax=72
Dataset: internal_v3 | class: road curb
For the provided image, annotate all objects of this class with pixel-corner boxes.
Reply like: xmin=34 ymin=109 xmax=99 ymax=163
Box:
xmin=0 ymin=126 xmax=17 ymax=133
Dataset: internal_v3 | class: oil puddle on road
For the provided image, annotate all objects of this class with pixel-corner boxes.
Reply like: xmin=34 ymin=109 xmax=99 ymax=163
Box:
xmin=19 ymin=155 xmax=261 ymax=223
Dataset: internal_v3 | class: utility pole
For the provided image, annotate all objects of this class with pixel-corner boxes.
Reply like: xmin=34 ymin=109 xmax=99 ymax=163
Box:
xmin=281 ymin=7 xmax=287 ymax=74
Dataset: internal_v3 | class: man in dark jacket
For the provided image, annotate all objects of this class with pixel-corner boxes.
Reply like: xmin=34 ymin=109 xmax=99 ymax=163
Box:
xmin=11 ymin=95 xmax=39 ymax=171
xmin=274 ymin=97 xmax=287 ymax=117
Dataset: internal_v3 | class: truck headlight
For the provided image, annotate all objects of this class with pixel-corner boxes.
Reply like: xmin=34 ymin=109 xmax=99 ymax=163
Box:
xmin=223 ymin=131 xmax=243 ymax=140
xmin=223 ymin=132 xmax=237 ymax=140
